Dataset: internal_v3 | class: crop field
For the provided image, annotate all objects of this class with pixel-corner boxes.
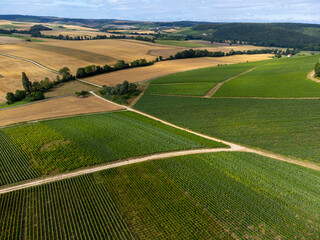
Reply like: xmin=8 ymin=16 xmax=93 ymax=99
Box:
xmin=0 ymin=95 xmax=123 ymax=127
xmin=0 ymin=38 xmax=175 ymax=74
xmin=85 ymin=54 xmax=272 ymax=87
xmin=0 ymin=55 xmax=57 ymax=102
xmin=35 ymin=38 xmax=173 ymax=62
xmin=0 ymin=110 xmax=224 ymax=185
xmin=146 ymin=83 xmax=215 ymax=95
xmin=145 ymin=61 xmax=267 ymax=96
xmin=1 ymin=152 xmax=319 ymax=239
xmin=0 ymin=44 xmax=95 ymax=74
xmin=215 ymin=55 xmax=320 ymax=97
xmin=135 ymin=94 xmax=320 ymax=164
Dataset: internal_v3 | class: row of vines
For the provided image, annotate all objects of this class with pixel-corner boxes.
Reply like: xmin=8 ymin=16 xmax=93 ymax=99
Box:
xmin=0 ymin=111 xmax=223 ymax=186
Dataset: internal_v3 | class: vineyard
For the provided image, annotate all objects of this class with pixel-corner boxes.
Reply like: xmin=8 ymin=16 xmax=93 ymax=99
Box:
xmin=0 ymin=111 xmax=225 ymax=186
xmin=134 ymin=94 xmax=320 ymax=164
xmin=145 ymin=61 xmax=266 ymax=96
xmin=214 ymin=55 xmax=320 ymax=97
xmin=1 ymin=152 xmax=319 ymax=239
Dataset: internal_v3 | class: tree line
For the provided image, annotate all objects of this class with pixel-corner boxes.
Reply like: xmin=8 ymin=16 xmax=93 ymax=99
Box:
xmin=76 ymin=59 xmax=155 ymax=78
xmin=164 ymin=48 xmax=283 ymax=61
xmin=6 ymin=67 xmax=75 ymax=105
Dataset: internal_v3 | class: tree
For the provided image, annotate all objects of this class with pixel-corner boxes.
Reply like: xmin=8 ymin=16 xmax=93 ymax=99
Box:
xmin=59 ymin=67 xmax=72 ymax=81
xmin=22 ymin=72 xmax=32 ymax=93
xmin=315 ymin=62 xmax=320 ymax=77
xmin=14 ymin=90 xmax=26 ymax=101
xmin=6 ymin=92 xmax=15 ymax=104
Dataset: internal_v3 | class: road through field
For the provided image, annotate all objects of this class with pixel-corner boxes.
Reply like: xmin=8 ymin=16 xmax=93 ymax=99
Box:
xmin=0 ymin=147 xmax=238 ymax=194
xmin=1 ymin=90 xmax=320 ymax=194
xmin=91 ymin=92 xmax=320 ymax=172
xmin=204 ymin=67 xmax=256 ymax=97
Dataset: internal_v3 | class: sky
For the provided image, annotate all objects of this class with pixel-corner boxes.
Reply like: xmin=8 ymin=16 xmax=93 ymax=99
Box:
xmin=0 ymin=0 xmax=320 ymax=23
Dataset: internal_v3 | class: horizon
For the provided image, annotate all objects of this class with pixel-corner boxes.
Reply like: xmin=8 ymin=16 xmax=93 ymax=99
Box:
xmin=0 ymin=0 xmax=319 ymax=24
xmin=1 ymin=13 xmax=320 ymax=25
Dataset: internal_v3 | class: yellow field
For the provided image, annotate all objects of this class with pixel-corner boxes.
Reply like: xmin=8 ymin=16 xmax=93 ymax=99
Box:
xmin=0 ymin=55 xmax=57 ymax=102
xmin=33 ymin=38 xmax=175 ymax=62
xmin=0 ymin=95 xmax=123 ymax=127
xmin=0 ymin=36 xmax=24 ymax=44
xmin=84 ymin=54 xmax=272 ymax=86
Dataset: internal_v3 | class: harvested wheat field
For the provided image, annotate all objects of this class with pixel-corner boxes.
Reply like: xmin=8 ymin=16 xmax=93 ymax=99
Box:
xmin=37 ymin=38 xmax=176 ymax=62
xmin=0 ymin=36 xmax=25 ymax=44
xmin=84 ymin=54 xmax=272 ymax=86
xmin=0 ymin=55 xmax=57 ymax=102
xmin=0 ymin=95 xmax=124 ymax=127
xmin=150 ymin=45 xmax=277 ymax=58
xmin=0 ymin=43 xmax=110 ymax=74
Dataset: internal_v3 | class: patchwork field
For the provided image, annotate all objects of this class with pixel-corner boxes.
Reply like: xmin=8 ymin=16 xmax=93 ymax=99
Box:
xmin=135 ymin=94 xmax=320 ymax=164
xmin=145 ymin=60 xmax=268 ymax=96
xmin=215 ymin=55 xmax=320 ymax=97
xmin=0 ymin=111 xmax=224 ymax=185
xmin=1 ymin=152 xmax=319 ymax=239
xmin=41 ymin=30 xmax=112 ymax=38
xmin=84 ymin=54 xmax=272 ymax=86
xmin=0 ymin=55 xmax=57 ymax=102
xmin=0 ymin=95 xmax=123 ymax=127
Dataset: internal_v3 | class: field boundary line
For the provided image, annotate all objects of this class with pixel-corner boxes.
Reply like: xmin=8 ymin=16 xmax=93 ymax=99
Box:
xmin=307 ymin=70 xmax=320 ymax=83
xmin=0 ymin=52 xmax=59 ymax=74
xmin=0 ymin=147 xmax=237 ymax=194
xmin=204 ymin=67 xmax=256 ymax=97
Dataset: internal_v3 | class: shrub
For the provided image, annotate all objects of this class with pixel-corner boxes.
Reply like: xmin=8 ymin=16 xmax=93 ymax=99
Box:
xmin=6 ymin=92 xmax=15 ymax=105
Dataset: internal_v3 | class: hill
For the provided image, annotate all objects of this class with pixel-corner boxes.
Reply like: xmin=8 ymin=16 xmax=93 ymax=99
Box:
xmin=190 ymin=23 xmax=320 ymax=50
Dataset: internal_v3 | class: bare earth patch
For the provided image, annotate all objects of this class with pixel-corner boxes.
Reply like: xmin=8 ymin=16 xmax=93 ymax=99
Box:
xmin=84 ymin=54 xmax=272 ymax=86
xmin=0 ymin=95 xmax=124 ymax=127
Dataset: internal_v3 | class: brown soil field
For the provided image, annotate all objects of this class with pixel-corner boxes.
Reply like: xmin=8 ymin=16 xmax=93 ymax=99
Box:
xmin=0 ymin=95 xmax=123 ymax=127
xmin=84 ymin=54 xmax=272 ymax=86
xmin=0 ymin=55 xmax=57 ymax=102
xmin=150 ymin=44 xmax=278 ymax=58
xmin=45 ymin=81 xmax=100 ymax=98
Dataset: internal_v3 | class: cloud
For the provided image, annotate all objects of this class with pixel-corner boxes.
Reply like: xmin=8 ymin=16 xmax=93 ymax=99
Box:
xmin=0 ymin=0 xmax=319 ymax=23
